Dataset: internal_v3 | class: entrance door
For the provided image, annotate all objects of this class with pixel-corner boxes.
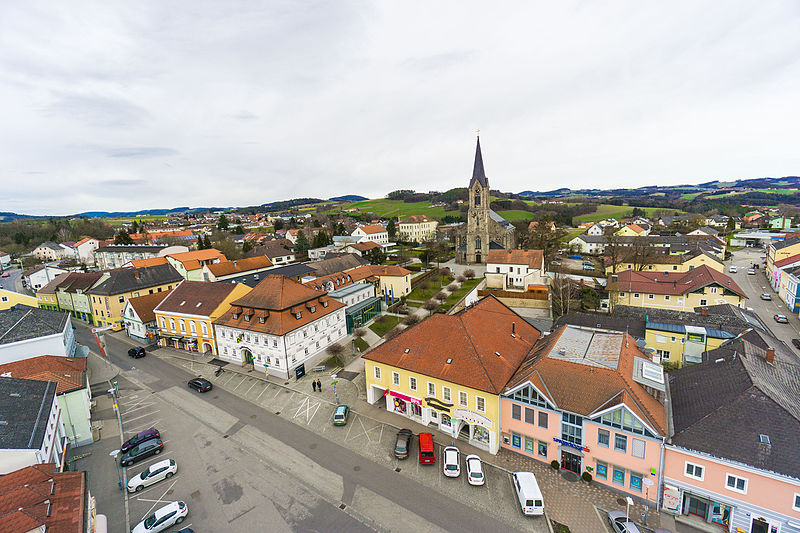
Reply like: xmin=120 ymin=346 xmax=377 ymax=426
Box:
xmin=475 ymin=252 xmax=482 ymax=264
xmin=561 ymin=450 xmax=581 ymax=474
xmin=687 ymin=496 xmax=708 ymax=519
xmin=751 ymin=519 xmax=769 ymax=533
xmin=242 ymin=348 xmax=253 ymax=364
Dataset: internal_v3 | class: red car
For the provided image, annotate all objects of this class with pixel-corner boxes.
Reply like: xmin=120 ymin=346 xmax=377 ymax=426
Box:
xmin=0 ymin=272 xmax=9 ymax=278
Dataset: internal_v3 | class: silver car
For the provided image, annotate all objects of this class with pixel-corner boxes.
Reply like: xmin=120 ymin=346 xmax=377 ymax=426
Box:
xmin=607 ymin=510 xmax=642 ymax=533
xmin=128 ymin=459 xmax=177 ymax=493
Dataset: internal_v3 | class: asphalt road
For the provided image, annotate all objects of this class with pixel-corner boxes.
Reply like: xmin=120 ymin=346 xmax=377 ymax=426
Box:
xmin=0 ymin=267 xmax=24 ymax=293
xmin=74 ymin=323 xmax=520 ymax=532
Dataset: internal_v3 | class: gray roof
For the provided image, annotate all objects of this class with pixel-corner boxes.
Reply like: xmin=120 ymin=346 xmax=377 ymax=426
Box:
xmin=308 ymin=254 xmax=369 ymax=277
xmin=37 ymin=242 xmax=63 ymax=251
xmin=90 ymin=264 xmax=183 ymax=295
xmin=555 ymin=311 xmax=644 ymax=337
xmin=469 ymin=137 xmax=488 ymax=188
xmin=0 ymin=305 xmax=69 ymax=346
xmin=221 ymin=264 xmax=315 ymax=288
xmin=670 ymin=347 xmax=800 ymax=478
xmin=488 ymin=210 xmax=513 ymax=229
xmin=772 ymin=237 xmax=800 ymax=250
xmin=0 ymin=376 xmax=58 ymax=450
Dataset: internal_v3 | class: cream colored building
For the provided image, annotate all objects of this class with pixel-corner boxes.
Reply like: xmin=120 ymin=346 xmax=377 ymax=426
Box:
xmin=399 ymin=215 xmax=438 ymax=242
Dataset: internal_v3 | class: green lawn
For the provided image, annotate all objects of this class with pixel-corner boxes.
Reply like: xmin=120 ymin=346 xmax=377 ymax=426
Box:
xmin=330 ymin=199 xmax=461 ymax=219
xmin=442 ymin=278 xmax=482 ymax=309
xmin=574 ymin=204 xmax=677 ymax=223
xmin=704 ymin=188 xmax=798 ymax=200
xmin=496 ymin=210 xmax=536 ymax=220
xmin=407 ymin=278 xmax=445 ymax=301
xmin=353 ymin=337 xmax=369 ymax=352
xmin=560 ymin=227 xmax=585 ymax=242
xmin=105 ymin=214 xmax=169 ymax=224
xmin=369 ymin=315 xmax=402 ymax=337
xmin=680 ymin=192 xmax=703 ymax=200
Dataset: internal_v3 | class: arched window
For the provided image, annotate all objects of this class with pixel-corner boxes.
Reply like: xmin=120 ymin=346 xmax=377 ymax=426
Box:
xmin=475 ymin=237 xmax=481 ymax=249
xmin=474 ymin=194 xmax=481 ymax=206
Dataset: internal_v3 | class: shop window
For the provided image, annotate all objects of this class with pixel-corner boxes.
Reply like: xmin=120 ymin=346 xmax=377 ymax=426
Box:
xmin=725 ymin=474 xmax=747 ymax=494
xmin=631 ymin=438 xmax=645 ymax=459
xmin=538 ymin=411 xmax=548 ymax=428
xmin=374 ymin=366 xmax=381 ymax=380
xmin=476 ymin=396 xmax=486 ymax=413
xmin=524 ymin=437 xmax=535 ymax=455
xmin=596 ymin=461 xmax=607 ymax=479
xmin=511 ymin=433 xmax=521 ymax=449
xmin=459 ymin=391 xmax=468 ymax=408
xmin=392 ymin=372 xmax=399 ymax=386
xmin=512 ymin=404 xmax=521 ymax=421
xmin=612 ymin=466 xmax=625 ymax=486
xmin=442 ymin=387 xmax=451 ymax=402
xmin=614 ymin=434 xmax=628 ymax=453
xmin=685 ymin=462 xmax=704 ymax=481
xmin=537 ymin=441 xmax=547 ymax=458
xmin=630 ymin=472 xmax=643 ymax=493
xmin=598 ymin=429 xmax=610 ymax=447
xmin=409 ymin=377 xmax=417 ymax=391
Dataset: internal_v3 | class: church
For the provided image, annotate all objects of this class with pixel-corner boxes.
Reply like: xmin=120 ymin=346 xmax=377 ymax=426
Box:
xmin=457 ymin=138 xmax=516 ymax=264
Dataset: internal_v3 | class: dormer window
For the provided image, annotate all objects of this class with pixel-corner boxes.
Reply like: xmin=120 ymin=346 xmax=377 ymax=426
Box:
xmin=295 ymin=312 xmax=302 ymax=319
xmin=232 ymin=312 xmax=239 ymax=319
xmin=310 ymin=306 xmax=316 ymax=313
xmin=259 ymin=317 xmax=265 ymax=324
xmin=244 ymin=314 xmax=250 ymax=321
xmin=322 ymin=301 xmax=328 ymax=307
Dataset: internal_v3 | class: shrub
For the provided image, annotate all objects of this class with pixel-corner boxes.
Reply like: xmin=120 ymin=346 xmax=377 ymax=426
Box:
xmin=447 ymin=282 xmax=458 ymax=291
xmin=402 ymin=314 xmax=420 ymax=326
xmin=422 ymin=300 xmax=439 ymax=312
xmin=435 ymin=291 xmax=447 ymax=302
xmin=550 ymin=460 xmax=560 ymax=470
xmin=582 ymin=472 xmax=592 ymax=483
xmin=464 ymin=268 xmax=476 ymax=279
xmin=456 ymin=275 xmax=466 ymax=283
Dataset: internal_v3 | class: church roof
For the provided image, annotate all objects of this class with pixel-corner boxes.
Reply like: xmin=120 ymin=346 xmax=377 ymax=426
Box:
xmin=469 ymin=137 xmax=488 ymax=188
xmin=489 ymin=209 xmax=514 ymax=229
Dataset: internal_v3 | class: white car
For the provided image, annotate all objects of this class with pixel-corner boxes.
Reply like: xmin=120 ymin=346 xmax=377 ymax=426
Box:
xmin=728 ymin=266 xmax=737 ymax=273
xmin=132 ymin=501 xmax=188 ymax=533
xmin=465 ymin=454 xmax=485 ymax=486
xmin=127 ymin=459 xmax=177 ymax=493
xmin=442 ymin=446 xmax=460 ymax=478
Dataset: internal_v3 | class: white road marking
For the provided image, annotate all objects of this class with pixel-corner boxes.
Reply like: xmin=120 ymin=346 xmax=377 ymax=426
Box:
xmin=255 ymin=385 xmax=269 ymax=402
xmin=137 ymin=477 xmax=180 ymax=520
xmin=244 ymin=381 xmax=257 ymax=396
xmin=127 ymin=419 xmax=161 ymax=433
xmin=124 ymin=410 xmax=160 ymax=424
xmin=232 ymin=378 xmax=246 ymax=391
xmin=293 ymin=396 xmax=321 ymax=424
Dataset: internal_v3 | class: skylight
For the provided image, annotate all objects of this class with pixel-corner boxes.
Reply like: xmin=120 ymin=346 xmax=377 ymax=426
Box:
xmin=641 ymin=361 xmax=665 ymax=383
xmin=759 ymin=434 xmax=771 ymax=445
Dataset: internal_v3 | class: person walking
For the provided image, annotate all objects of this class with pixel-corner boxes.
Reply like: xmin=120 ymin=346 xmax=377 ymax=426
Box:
xmin=317 ymin=379 xmax=322 ymax=392
xmin=312 ymin=379 xmax=317 ymax=392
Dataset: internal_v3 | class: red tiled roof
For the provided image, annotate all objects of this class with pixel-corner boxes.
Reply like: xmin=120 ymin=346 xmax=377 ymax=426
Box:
xmin=364 ymin=296 xmax=541 ymax=394
xmin=35 ymin=273 xmax=70 ymax=295
xmin=304 ymin=271 xmax=355 ymax=291
xmin=775 ymin=253 xmax=800 ymax=268
xmin=127 ymin=290 xmax=172 ymax=323
xmin=207 ymin=256 xmax=272 ymax=277
xmin=486 ymin=249 xmax=543 ymax=269
xmin=347 ymin=264 xmax=411 ymax=280
xmin=0 ymin=356 xmax=87 ymax=394
xmin=357 ymin=224 xmax=386 ymax=235
xmin=349 ymin=241 xmax=382 ymax=252
xmin=608 ymin=265 xmax=745 ymax=298
xmin=230 ymin=275 xmax=326 ymax=311
xmin=400 ymin=215 xmax=434 ymax=224
xmin=167 ymin=248 xmax=226 ymax=266
xmin=129 ymin=257 xmax=169 ymax=268
xmin=74 ymin=237 xmax=95 ymax=247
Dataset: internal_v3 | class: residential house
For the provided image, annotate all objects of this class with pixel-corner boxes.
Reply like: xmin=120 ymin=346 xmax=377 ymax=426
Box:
xmin=352 ymin=224 xmax=389 ymax=245
xmin=500 ymin=325 xmax=666 ymax=503
xmin=123 ymin=290 xmax=172 ymax=342
xmin=53 ymin=272 xmax=105 ymax=323
xmin=612 ymin=250 xmax=724 ymax=274
xmin=164 ymin=249 xmax=227 ymax=280
xmin=364 ymin=296 xmax=541 ymax=454
xmin=0 ymin=356 xmax=91 ymax=447
xmin=586 ymin=223 xmax=605 ymax=236
xmin=307 ymin=245 xmax=339 ymax=260
xmin=345 ymin=264 xmax=412 ymax=302
xmin=220 ymin=263 xmax=315 ymax=288
xmin=615 ymin=224 xmax=649 ymax=237
xmin=688 ymin=226 xmax=719 ymax=238
xmin=608 ymin=265 xmax=745 ymax=312
xmin=598 ymin=218 xmax=620 ymax=228
xmin=244 ymin=242 xmax=296 ymax=265
xmin=769 ymin=216 xmax=793 ymax=230
xmin=528 ymin=220 xmax=557 ymax=233
xmin=783 ymin=266 xmax=800 ymax=314
xmin=23 ymin=265 xmax=67 ymax=291
xmin=202 ymin=256 xmax=273 ymax=282
xmin=0 ymin=250 xmax=11 ymax=267
xmin=94 ymin=244 xmax=188 ymax=270
xmin=306 ymin=254 xmax=369 ymax=277
xmin=767 ymin=238 xmax=800 ymax=284
xmin=0 ymin=463 xmax=89 ymax=532
xmin=399 ymin=215 xmax=438 ymax=242
xmin=0 ymin=288 xmax=38 ymax=311
xmin=155 ymin=280 xmax=250 ymax=354
xmin=0 ymin=377 xmax=65 ymax=474
xmin=663 ymin=338 xmax=800 ymax=533
xmin=485 ymin=249 xmax=547 ymax=291
xmin=213 ymin=275 xmax=347 ymax=379
xmin=35 ymin=273 xmax=67 ymax=311
xmin=305 ymin=277 xmax=381 ymax=333
xmin=32 ymin=242 xmax=70 ymax=262
xmin=343 ymin=241 xmax=383 ymax=257
xmin=0 ymin=305 xmax=76 ymax=364
xmin=129 ymin=229 xmax=195 ymax=244
xmin=89 ymin=264 xmax=183 ymax=330
xmin=706 ymin=214 xmax=733 ymax=228
xmin=74 ymin=237 xmax=100 ymax=264
xmin=769 ymin=253 xmax=800 ymax=302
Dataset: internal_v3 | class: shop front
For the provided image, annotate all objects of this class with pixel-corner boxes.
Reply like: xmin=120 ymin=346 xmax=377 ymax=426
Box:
xmin=385 ymin=390 xmax=423 ymax=423
xmin=663 ymin=483 xmax=734 ymax=532
xmin=453 ymin=408 xmax=496 ymax=453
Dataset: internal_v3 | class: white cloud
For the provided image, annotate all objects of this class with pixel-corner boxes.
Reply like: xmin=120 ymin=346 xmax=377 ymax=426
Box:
xmin=1 ymin=1 xmax=799 ymax=215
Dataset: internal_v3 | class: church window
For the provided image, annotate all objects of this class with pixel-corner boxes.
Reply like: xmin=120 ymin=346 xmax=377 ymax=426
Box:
xmin=475 ymin=237 xmax=481 ymax=249
xmin=475 ymin=194 xmax=481 ymax=206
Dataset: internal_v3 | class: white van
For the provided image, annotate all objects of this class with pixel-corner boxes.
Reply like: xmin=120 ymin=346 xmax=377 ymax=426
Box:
xmin=512 ymin=471 xmax=544 ymax=516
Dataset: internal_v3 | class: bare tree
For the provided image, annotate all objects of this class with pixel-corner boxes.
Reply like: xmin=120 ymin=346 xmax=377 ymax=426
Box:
xmin=447 ymin=282 xmax=458 ymax=291
xmin=326 ymin=342 xmax=345 ymax=365
xmin=463 ymin=269 xmax=476 ymax=280
xmin=435 ymin=291 xmax=447 ymax=303
xmin=603 ymin=230 xmax=625 ymax=274
xmin=420 ymin=280 xmax=431 ymax=297
xmin=528 ymin=214 xmax=566 ymax=266
xmin=385 ymin=327 xmax=403 ymax=340
xmin=628 ymin=237 xmax=660 ymax=271
xmin=422 ymin=300 xmax=439 ymax=314
xmin=353 ymin=328 xmax=366 ymax=339
xmin=456 ymin=274 xmax=466 ymax=283
xmin=402 ymin=314 xmax=420 ymax=326
xmin=550 ymin=271 xmax=574 ymax=319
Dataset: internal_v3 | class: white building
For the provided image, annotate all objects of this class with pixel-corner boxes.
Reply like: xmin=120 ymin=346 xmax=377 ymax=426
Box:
xmin=213 ymin=275 xmax=347 ymax=380
xmin=586 ymin=223 xmax=604 ymax=236
xmin=94 ymin=244 xmax=189 ymax=270
xmin=31 ymin=242 xmax=69 ymax=262
xmin=0 ymin=306 xmax=77 ymax=365
xmin=0 ymin=251 xmax=12 ymax=267
xmin=485 ymin=249 xmax=547 ymax=290
xmin=351 ymin=224 xmax=389 ymax=245
xmin=23 ymin=265 xmax=67 ymax=291
xmin=75 ymin=237 xmax=100 ymax=264
xmin=399 ymin=215 xmax=438 ymax=242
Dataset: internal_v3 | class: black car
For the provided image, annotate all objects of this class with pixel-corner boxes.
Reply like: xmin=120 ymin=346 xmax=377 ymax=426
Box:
xmin=793 ymin=339 xmax=800 ymax=350
xmin=120 ymin=438 xmax=163 ymax=467
xmin=128 ymin=347 xmax=146 ymax=358
xmin=188 ymin=378 xmax=213 ymax=392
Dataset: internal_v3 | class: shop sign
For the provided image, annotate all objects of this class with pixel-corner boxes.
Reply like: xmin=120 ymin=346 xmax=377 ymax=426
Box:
xmin=424 ymin=397 xmax=453 ymax=413
xmin=389 ymin=390 xmax=422 ymax=405
xmin=662 ymin=484 xmax=681 ymax=513
xmin=453 ymin=408 xmax=493 ymax=429
xmin=552 ymin=437 xmax=590 ymax=453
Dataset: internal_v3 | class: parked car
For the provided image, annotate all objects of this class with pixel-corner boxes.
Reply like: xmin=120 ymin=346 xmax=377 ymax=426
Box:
xmin=748 ymin=268 xmax=756 ymax=275
xmin=792 ymin=339 xmax=800 ymax=349
xmin=512 ymin=471 xmax=544 ymax=515
xmin=0 ymin=272 xmax=9 ymax=278
xmin=120 ymin=438 xmax=163 ymax=467
xmin=121 ymin=428 xmax=161 ymax=454
xmin=187 ymin=377 xmax=212 ymax=392
xmin=394 ymin=429 xmax=413 ymax=459
xmin=761 ymin=293 xmax=772 ymax=301
xmin=728 ymin=266 xmax=737 ymax=273
xmin=132 ymin=501 xmax=188 ymax=533
xmin=442 ymin=446 xmax=460 ymax=478
xmin=774 ymin=314 xmax=789 ymax=324
xmin=333 ymin=404 xmax=350 ymax=426
xmin=568 ymin=255 xmax=581 ymax=260
xmin=128 ymin=347 xmax=146 ymax=358
xmin=465 ymin=454 xmax=484 ymax=486
xmin=607 ymin=510 xmax=642 ymax=533
xmin=418 ymin=432 xmax=435 ymax=465
xmin=127 ymin=459 xmax=177 ymax=492
xmin=582 ymin=264 xmax=595 ymax=271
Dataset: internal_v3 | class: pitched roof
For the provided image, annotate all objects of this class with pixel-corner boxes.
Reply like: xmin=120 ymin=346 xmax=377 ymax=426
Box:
xmin=219 ymin=263 xmax=315 ymax=288
xmin=774 ymin=253 xmax=800 ymax=268
xmin=127 ymin=290 xmax=172 ymax=323
xmin=0 ymin=356 xmax=86 ymax=395
xmin=89 ymin=264 xmax=183 ymax=296
xmin=469 ymin=137 xmax=488 ymax=188
xmin=244 ymin=242 xmax=295 ymax=260
xmin=505 ymin=325 xmax=667 ymax=435
xmin=0 ymin=377 xmax=57 ymax=449
xmin=54 ymin=272 xmax=104 ymax=293
xmin=608 ymin=265 xmax=745 ymax=297
xmin=486 ymin=249 xmax=543 ymax=269
xmin=0 ymin=305 xmax=69 ymax=345
xmin=365 ymin=296 xmax=540 ymax=394
xmin=229 ymin=275 xmax=322 ymax=311
xmin=626 ymin=224 xmax=645 ymax=233
xmin=129 ymin=257 xmax=169 ymax=268
xmin=35 ymin=273 xmax=70 ymax=295
xmin=167 ymin=248 xmax=226 ymax=266
xmin=347 ymin=264 xmax=412 ymax=280
xmin=206 ymin=256 xmax=273 ymax=277
xmin=95 ymin=244 xmax=169 ymax=253
xmin=74 ymin=237 xmax=96 ymax=247
xmin=400 ymin=215 xmax=435 ymax=224
xmin=771 ymin=236 xmax=800 ymax=250
xmin=356 ymin=224 xmax=387 ymax=235
xmin=304 ymin=271 xmax=356 ymax=292
xmin=308 ymin=254 xmax=369 ymax=276
xmin=155 ymin=281 xmax=243 ymax=317
xmin=349 ymin=241 xmax=382 ymax=252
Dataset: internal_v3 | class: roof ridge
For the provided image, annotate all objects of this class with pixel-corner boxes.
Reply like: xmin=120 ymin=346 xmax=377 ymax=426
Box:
xmin=459 ymin=311 xmax=499 ymax=394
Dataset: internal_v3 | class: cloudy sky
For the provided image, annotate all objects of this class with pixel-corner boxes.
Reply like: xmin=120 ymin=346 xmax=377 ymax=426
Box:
xmin=2 ymin=1 xmax=799 ymax=215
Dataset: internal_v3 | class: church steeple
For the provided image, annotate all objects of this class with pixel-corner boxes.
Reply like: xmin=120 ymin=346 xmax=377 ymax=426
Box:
xmin=469 ymin=136 xmax=488 ymax=188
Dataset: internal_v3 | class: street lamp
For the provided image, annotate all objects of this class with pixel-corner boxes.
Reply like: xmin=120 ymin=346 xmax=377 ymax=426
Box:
xmin=109 ymin=449 xmax=123 ymax=490
xmin=625 ymin=496 xmax=634 ymax=524
xmin=642 ymin=478 xmax=654 ymax=524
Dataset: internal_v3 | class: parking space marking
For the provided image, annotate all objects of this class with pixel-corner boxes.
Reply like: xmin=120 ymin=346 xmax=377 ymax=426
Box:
xmin=121 ymin=402 xmax=156 ymax=415
xmin=136 ymin=477 xmax=180 ymax=521
xmin=124 ymin=410 xmax=160 ymax=424
xmin=244 ymin=381 xmax=257 ymax=396
xmin=272 ymin=388 xmax=282 ymax=399
xmin=127 ymin=475 xmax=177 ymax=497
xmin=219 ymin=373 xmax=237 ymax=386
xmin=255 ymin=385 xmax=269 ymax=402
xmin=232 ymin=377 xmax=247 ymax=392
xmin=128 ymin=451 xmax=173 ymax=471
xmin=127 ymin=419 xmax=161 ymax=433
xmin=293 ymin=396 xmax=321 ymax=425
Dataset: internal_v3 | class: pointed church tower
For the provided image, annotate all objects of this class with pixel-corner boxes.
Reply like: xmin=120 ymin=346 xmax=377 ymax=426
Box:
xmin=465 ymin=137 xmax=491 ymax=264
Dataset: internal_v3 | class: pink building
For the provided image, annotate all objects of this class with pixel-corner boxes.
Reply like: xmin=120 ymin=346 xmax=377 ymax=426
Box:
xmin=663 ymin=333 xmax=800 ymax=533
xmin=500 ymin=325 xmax=667 ymax=503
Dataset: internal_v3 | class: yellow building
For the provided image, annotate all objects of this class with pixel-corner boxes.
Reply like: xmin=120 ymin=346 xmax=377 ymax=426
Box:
xmin=89 ymin=264 xmax=184 ymax=330
xmin=154 ymin=280 xmax=250 ymax=354
xmin=644 ymin=323 xmax=732 ymax=367
xmin=398 ymin=215 xmax=439 ymax=242
xmin=35 ymin=273 xmax=69 ymax=311
xmin=767 ymin=238 xmax=800 ymax=280
xmin=0 ymin=288 xmax=39 ymax=310
xmin=348 ymin=265 xmax=412 ymax=301
xmin=364 ymin=296 xmax=540 ymax=454
xmin=614 ymin=250 xmax=724 ymax=274
xmin=608 ymin=265 xmax=745 ymax=312
xmin=614 ymin=224 xmax=648 ymax=237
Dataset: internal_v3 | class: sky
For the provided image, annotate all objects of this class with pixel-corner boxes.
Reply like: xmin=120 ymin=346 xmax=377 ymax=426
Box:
xmin=2 ymin=1 xmax=800 ymax=216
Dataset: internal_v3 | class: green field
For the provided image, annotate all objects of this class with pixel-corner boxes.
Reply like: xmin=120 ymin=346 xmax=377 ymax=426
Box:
xmin=574 ymin=204 xmax=673 ymax=223
xmin=105 ymin=214 xmax=170 ymax=224
xmin=704 ymin=188 xmax=798 ymax=200
xmin=496 ymin=210 xmax=535 ymax=220
xmin=560 ymin=227 xmax=585 ymax=242
xmin=680 ymin=192 xmax=703 ymax=200
xmin=331 ymin=199 xmax=461 ymax=219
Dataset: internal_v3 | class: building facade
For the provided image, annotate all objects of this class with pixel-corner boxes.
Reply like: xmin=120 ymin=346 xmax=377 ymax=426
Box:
xmin=399 ymin=215 xmax=438 ymax=242
xmin=0 ymin=306 xmax=76 ymax=365
xmin=94 ymin=244 xmax=188 ymax=270
xmin=123 ymin=290 xmax=172 ymax=342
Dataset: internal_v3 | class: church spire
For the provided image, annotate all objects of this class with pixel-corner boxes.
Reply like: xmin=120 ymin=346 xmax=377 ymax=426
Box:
xmin=469 ymin=136 xmax=488 ymax=188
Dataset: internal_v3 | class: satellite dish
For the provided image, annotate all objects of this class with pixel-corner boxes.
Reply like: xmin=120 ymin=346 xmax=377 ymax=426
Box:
xmin=643 ymin=478 xmax=654 ymax=487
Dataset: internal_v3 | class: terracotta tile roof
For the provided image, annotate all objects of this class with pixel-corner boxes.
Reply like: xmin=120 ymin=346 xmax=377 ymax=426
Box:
xmin=127 ymin=290 xmax=172 ymax=323
xmin=627 ymin=223 xmax=645 ymax=233
xmin=230 ymin=275 xmax=327 ymax=311
xmin=0 ymin=356 xmax=86 ymax=394
xmin=0 ymin=463 xmax=85 ymax=533
xmin=346 ymin=265 xmax=411 ymax=281
xmin=155 ymin=280 xmax=244 ymax=317
xmin=364 ymin=296 xmax=541 ymax=394
xmin=167 ymin=248 xmax=226 ymax=267
xmin=207 ymin=256 xmax=272 ymax=277
xmin=357 ymin=224 xmax=387 ymax=235
xmin=608 ymin=264 xmax=745 ymax=298
xmin=35 ymin=273 xmax=70 ymax=295
xmin=129 ymin=257 xmax=169 ymax=268
xmin=775 ymin=253 xmax=800 ymax=268
xmin=349 ymin=241 xmax=382 ymax=252
xmin=304 ymin=271 xmax=356 ymax=291
xmin=129 ymin=229 xmax=194 ymax=241
xmin=74 ymin=237 xmax=95 ymax=247
xmin=307 ymin=254 xmax=368 ymax=276
xmin=505 ymin=325 xmax=667 ymax=435
xmin=486 ymin=249 xmax=543 ymax=269
xmin=89 ymin=264 xmax=183 ymax=296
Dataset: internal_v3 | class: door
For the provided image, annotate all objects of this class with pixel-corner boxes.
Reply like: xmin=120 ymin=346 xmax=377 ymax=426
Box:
xmin=687 ymin=496 xmax=708 ymax=519
xmin=751 ymin=519 xmax=769 ymax=533
xmin=561 ymin=450 xmax=581 ymax=474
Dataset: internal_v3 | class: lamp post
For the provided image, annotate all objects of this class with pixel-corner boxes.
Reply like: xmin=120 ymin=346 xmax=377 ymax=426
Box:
xmin=625 ymin=496 xmax=634 ymax=524
xmin=642 ymin=477 xmax=654 ymax=524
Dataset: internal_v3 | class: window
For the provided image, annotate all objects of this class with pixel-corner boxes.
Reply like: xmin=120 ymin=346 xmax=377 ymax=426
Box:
xmin=169 ymin=318 xmax=175 ymax=332
xmin=427 ymin=382 xmax=435 ymax=397
xmin=476 ymin=396 xmax=485 ymax=413
xmin=525 ymin=436 xmax=535 ymax=455
xmin=374 ymin=366 xmax=381 ymax=380
xmin=598 ymin=429 xmax=610 ymax=447
xmin=700 ymin=299 xmax=707 ymax=306
xmin=725 ymin=474 xmax=747 ymax=493
xmin=537 ymin=441 xmax=548 ymax=458
xmin=619 ymin=292 xmax=626 ymax=297
xmin=648 ymin=294 xmax=654 ymax=299
xmin=631 ymin=438 xmax=645 ymax=459
xmin=614 ymin=434 xmax=628 ymax=453
xmin=664 ymin=295 xmax=670 ymax=301
xmin=392 ymin=372 xmax=399 ymax=386
xmin=134 ymin=292 xmax=139 ymax=297
xmin=633 ymin=293 xmax=640 ymax=298
xmin=524 ymin=407 xmax=535 ymax=425
xmin=685 ymin=462 xmax=704 ymax=480
xmin=442 ymin=387 xmax=451 ymax=402
xmin=510 ymin=385 xmax=550 ymax=409
xmin=409 ymin=377 xmax=417 ymax=391
xmin=538 ymin=411 xmax=548 ymax=428
xmin=159 ymin=317 xmax=166 ymax=328
xmin=190 ymin=322 xmax=196 ymax=335
xmin=118 ymin=296 xmax=124 ymax=303
xmin=511 ymin=432 xmax=521 ymax=449
xmin=459 ymin=391 xmax=467 ymax=408
xmin=179 ymin=320 xmax=186 ymax=333
xmin=201 ymin=323 xmax=208 ymax=337
xmin=612 ymin=466 xmax=625 ymax=486
xmin=793 ymin=493 xmax=800 ymax=512
xmin=512 ymin=404 xmax=521 ymax=420
xmin=630 ymin=472 xmax=643 ymax=493
xmin=561 ymin=413 xmax=583 ymax=445
xmin=596 ymin=461 xmax=608 ymax=479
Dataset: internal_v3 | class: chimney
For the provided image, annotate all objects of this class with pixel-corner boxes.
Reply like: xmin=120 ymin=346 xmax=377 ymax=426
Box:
xmin=701 ymin=307 xmax=708 ymax=316
xmin=134 ymin=271 xmax=140 ymax=279
xmin=766 ymin=348 xmax=775 ymax=364
xmin=512 ymin=322 xmax=516 ymax=335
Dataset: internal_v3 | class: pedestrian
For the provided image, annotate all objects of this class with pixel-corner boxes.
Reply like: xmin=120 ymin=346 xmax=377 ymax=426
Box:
xmin=317 ymin=379 xmax=322 ymax=392
xmin=312 ymin=380 xmax=317 ymax=392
